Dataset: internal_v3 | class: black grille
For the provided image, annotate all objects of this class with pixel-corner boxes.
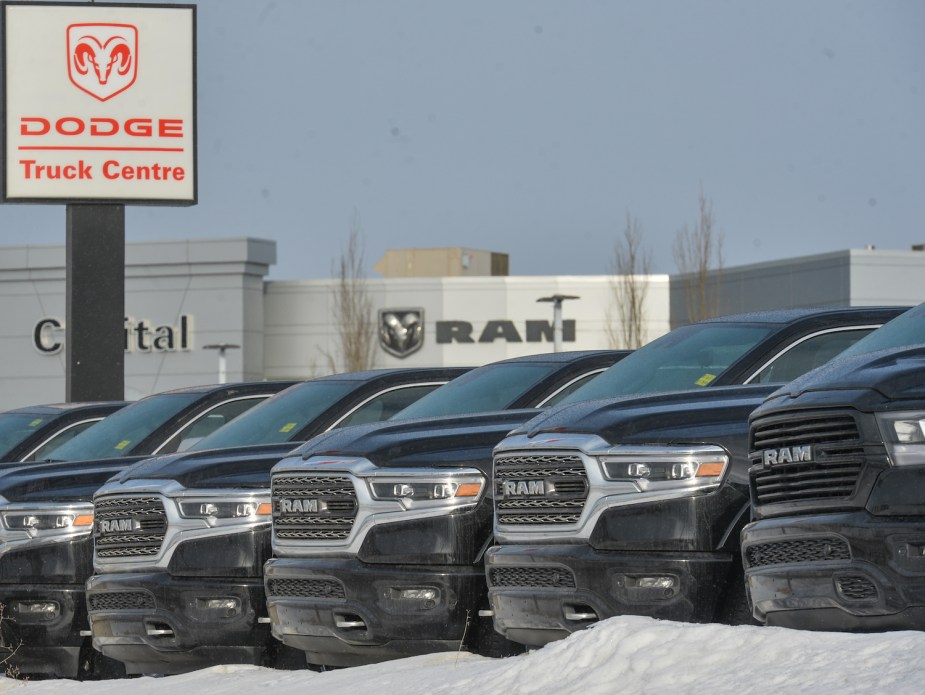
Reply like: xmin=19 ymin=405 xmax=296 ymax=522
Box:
xmin=836 ymin=575 xmax=878 ymax=601
xmin=487 ymin=565 xmax=577 ymax=589
xmin=94 ymin=495 xmax=167 ymax=559
xmin=751 ymin=413 xmax=863 ymax=506
xmin=494 ymin=453 xmax=587 ymax=526
xmin=744 ymin=537 xmax=851 ymax=568
xmin=266 ymin=577 xmax=345 ymax=599
xmin=272 ymin=474 xmax=357 ymax=541
xmin=88 ymin=590 xmax=156 ymax=612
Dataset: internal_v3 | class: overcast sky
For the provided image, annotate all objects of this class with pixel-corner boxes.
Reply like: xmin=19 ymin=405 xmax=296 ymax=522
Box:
xmin=2 ymin=0 xmax=923 ymax=280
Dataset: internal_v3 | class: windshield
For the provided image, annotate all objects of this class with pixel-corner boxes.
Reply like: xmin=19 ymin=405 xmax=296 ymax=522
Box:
xmin=47 ymin=392 xmax=202 ymax=461
xmin=190 ymin=380 xmax=355 ymax=449
xmin=392 ymin=362 xmax=563 ymax=419
xmin=559 ymin=323 xmax=773 ymax=404
xmin=0 ymin=412 xmax=47 ymax=459
xmin=837 ymin=303 xmax=925 ymax=358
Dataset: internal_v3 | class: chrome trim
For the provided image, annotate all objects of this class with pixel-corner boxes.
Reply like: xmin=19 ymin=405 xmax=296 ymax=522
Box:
xmin=270 ymin=456 xmax=485 ymax=558
xmin=0 ymin=500 xmax=95 ymax=557
xmin=327 ymin=381 xmax=450 ymax=430
xmin=744 ymin=324 xmax=884 ymax=384
xmin=92 ymin=479 xmax=271 ymax=573
xmin=150 ymin=394 xmax=277 ymax=455
xmin=535 ymin=368 xmax=609 ymax=407
xmin=20 ymin=416 xmax=105 ymax=462
xmin=491 ymin=432 xmax=727 ymax=543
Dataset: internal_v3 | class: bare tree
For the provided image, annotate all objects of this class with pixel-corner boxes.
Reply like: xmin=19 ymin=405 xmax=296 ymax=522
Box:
xmin=326 ymin=213 xmax=376 ymax=373
xmin=673 ymin=188 xmax=724 ymax=322
xmin=606 ymin=213 xmax=651 ymax=349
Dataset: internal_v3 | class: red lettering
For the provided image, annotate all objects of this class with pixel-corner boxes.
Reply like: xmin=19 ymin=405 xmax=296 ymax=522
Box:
xmin=89 ymin=118 xmax=119 ymax=136
xmin=102 ymin=160 xmax=185 ymax=181
xmin=56 ymin=117 xmax=84 ymax=135
xmin=18 ymin=116 xmax=184 ymax=137
xmin=20 ymin=118 xmax=50 ymax=136
xmin=158 ymin=119 xmax=184 ymax=137
xmin=124 ymin=119 xmax=153 ymax=137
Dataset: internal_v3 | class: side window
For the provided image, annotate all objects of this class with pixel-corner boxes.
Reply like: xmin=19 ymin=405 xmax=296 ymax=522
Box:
xmin=754 ymin=328 xmax=877 ymax=384
xmin=23 ymin=419 xmax=102 ymax=462
xmin=158 ymin=397 xmax=269 ymax=454
xmin=540 ymin=370 xmax=606 ymax=408
xmin=333 ymin=385 xmax=443 ymax=429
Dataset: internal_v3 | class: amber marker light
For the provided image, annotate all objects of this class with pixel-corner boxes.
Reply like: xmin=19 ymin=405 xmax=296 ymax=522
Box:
xmin=696 ymin=462 xmax=726 ymax=477
xmin=455 ymin=483 xmax=483 ymax=497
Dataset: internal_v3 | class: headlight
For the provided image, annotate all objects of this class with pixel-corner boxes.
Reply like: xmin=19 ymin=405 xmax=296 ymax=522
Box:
xmin=367 ymin=473 xmax=485 ymax=509
xmin=177 ymin=497 xmax=272 ymax=524
xmin=0 ymin=504 xmax=94 ymax=538
xmin=877 ymin=412 xmax=925 ymax=467
xmin=598 ymin=446 xmax=728 ymax=492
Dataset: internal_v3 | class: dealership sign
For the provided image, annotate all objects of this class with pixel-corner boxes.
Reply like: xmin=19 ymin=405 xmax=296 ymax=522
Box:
xmin=2 ymin=2 xmax=196 ymax=204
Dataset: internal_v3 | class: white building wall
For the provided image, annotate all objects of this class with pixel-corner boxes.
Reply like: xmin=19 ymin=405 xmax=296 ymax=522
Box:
xmin=670 ymin=248 xmax=925 ymax=327
xmin=1 ymin=237 xmax=921 ymax=410
xmin=263 ymin=275 xmax=672 ymax=378
xmin=0 ymin=238 xmax=274 ymax=408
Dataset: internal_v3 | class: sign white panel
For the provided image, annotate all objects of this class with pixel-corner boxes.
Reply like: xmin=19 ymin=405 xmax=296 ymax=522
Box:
xmin=2 ymin=2 xmax=196 ymax=204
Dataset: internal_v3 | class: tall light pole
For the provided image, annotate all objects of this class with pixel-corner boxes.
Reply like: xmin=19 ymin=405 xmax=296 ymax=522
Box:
xmin=203 ymin=343 xmax=240 ymax=384
xmin=537 ymin=294 xmax=580 ymax=352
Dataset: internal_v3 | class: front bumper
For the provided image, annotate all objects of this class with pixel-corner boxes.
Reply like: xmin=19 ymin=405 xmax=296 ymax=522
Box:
xmin=484 ymin=544 xmax=732 ymax=648
xmin=264 ymin=557 xmax=486 ymax=667
xmin=0 ymin=582 xmax=87 ymax=677
xmin=742 ymin=511 xmax=925 ymax=631
xmin=86 ymin=572 xmax=272 ymax=675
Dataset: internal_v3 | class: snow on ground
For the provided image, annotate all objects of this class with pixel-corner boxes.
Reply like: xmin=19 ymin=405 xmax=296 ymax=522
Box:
xmin=2 ymin=616 xmax=924 ymax=694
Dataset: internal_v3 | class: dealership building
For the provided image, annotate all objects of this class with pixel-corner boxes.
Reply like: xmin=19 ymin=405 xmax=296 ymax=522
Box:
xmin=0 ymin=237 xmax=923 ymax=410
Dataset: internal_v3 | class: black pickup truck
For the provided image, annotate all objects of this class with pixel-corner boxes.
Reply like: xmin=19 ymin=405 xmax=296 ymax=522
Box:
xmin=483 ymin=306 xmax=910 ymax=649
xmin=84 ymin=353 xmax=622 ymax=676
xmin=84 ymin=366 xmax=466 ymax=676
xmin=265 ymin=306 xmax=903 ymax=665
xmin=741 ymin=302 xmax=925 ymax=631
xmin=262 ymin=351 xmax=625 ymax=667
xmin=0 ymin=380 xmax=295 ymax=679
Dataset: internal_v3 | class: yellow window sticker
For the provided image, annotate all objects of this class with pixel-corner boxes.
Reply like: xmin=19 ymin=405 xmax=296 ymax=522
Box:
xmin=695 ymin=373 xmax=717 ymax=387
xmin=114 ymin=440 xmax=132 ymax=450
xmin=29 ymin=418 xmax=44 ymax=427
xmin=279 ymin=422 xmax=297 ymax=433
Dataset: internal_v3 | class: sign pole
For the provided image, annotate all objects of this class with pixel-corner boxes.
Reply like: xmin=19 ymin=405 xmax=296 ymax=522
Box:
xmin=66 ymin=204 xmax=125 ymax=401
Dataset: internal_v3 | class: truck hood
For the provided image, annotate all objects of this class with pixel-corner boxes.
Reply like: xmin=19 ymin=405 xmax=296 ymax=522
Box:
xmin=107 ymin=442 xmax=302 ymax=489
xmin=761 ymin=344 xmax=925 ymax=411
xmin=288 ymin=409 xmax=542 ymax=474
xmin=518 ymin=384 xmax=778 ymax=446
xmin=0 ymin=456 xmax=149 ymax=503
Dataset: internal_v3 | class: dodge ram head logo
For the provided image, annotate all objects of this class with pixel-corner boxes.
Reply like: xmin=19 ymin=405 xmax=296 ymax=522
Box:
xmin=67 ymin=23 xmax=138 ymax=101
xmin=379 ymin=309 xmax=424 ymax=358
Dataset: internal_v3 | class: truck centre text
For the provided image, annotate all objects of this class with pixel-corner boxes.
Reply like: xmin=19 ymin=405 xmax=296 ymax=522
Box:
xmin=17 ymin=116 xmax=187 ymax=181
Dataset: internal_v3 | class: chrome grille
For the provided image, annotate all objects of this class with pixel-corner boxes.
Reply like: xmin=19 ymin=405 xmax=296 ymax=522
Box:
xmin=494 ymin=453 xmax=587 ymax=526
xmin=751 ymin=413 xmax=863 ymax=506
xmin=266 ymin=577 xmax=345 ymax=599
xmin=272 ymin=474 xmax=357 ymax=541
xmin=94 ymin=495 xmax=167 ymax=559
